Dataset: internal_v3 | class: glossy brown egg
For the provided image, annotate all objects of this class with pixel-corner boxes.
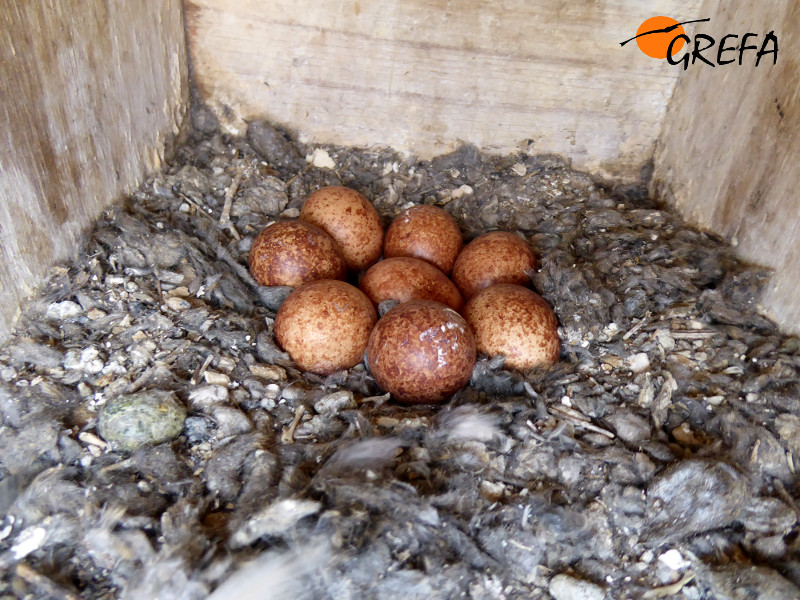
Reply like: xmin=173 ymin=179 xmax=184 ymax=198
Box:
xmin=366 ymin=300 xmax=475 ymax=404
xmin=452 ymin=231 xmax=537 ymax=298
xmin=359 ymin=257 xmax=464 ymax=312
xmin=463 ymin=284 xmax=559 ymax=370
xmin=249 ymin=220 xmax=346 ymax=287
xmin=383 ymin=205 xmax=463 ymax=274
xmin=300 ymin=186 xmax=384 ymax=271
xmin=274 ymin=280 xmax=377 ymax=375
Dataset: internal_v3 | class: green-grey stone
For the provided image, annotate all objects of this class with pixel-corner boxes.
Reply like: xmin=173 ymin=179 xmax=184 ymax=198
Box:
xmin=98 ymin=390 xmax=187 ymax=451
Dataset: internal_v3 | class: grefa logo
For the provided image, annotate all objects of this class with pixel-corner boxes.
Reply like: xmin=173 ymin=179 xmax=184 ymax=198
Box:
xmin=621 ymin=16 xmax=778 ymax=69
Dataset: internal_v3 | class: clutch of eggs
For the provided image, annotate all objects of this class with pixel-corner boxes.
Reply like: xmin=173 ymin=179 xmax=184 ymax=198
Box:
xmin=249 ymin=185 xmax=561 ymax=402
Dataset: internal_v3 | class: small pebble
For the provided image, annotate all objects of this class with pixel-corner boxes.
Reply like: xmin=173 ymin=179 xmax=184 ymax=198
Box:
xmin=314 ymin=390 xmax=356 ymax=415
xmin=306 ymin=148 xmax=336 ymax=169
xmin=64 ymin=347 xmax=105 ymax=374
xmin=216 ymin=356 xmax=237 ymax=373
xmin=655 ymin=329 xmax=675 ymax=352
xmin=608 ymin=411 xmax=651 ymax=444
xmin=279 ymin=207 xmax=300 ymax=218
xmin=479 ymin=480 xmax=505 ymax=502
xmin=189 ymin=385 xmax=230 ymax=409
xmin=204 ymin=370 xmax=231 ymax=386
xmin=164 ymin=296 xmax=191 ymax=311
xmin=45 ymin=300 xmax=82 ymax=321
xmin=627 ymin=352 xmax=650 ymax=373
xmin=97 ymin=390 xmax=186 ymax=451
xmin=658 ymin=549 xmax=688 ymax=571
xmin=548 ymin=574 xmax=606 ymax=600
xmin=511 ymin=163 xmax=527 ymax=176
xmin=209 ymin=405 xmax=252 ymax=437
xmin=249 ymin=363 xmax=287 ymax=382
xmin=87 ymin=307 xmax=107 ymax=320
xmin=168 ymin=286 xmax=191 ymax=297
xmin=451 ymin=184 xmax=473 ymax=198
xmin=263 ymin=383 xmax=281 ymax=400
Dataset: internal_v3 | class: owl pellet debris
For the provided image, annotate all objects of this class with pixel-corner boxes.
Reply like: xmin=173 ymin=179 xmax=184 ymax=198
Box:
xmin=0 ymin=118 xmax=799 ymax=599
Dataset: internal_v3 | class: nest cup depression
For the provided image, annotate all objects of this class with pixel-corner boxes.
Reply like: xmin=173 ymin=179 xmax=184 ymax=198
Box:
xmin=250 ymin=184 xmax=561 ymax=402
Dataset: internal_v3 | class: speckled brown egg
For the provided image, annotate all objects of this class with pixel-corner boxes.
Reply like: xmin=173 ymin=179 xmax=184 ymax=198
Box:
xmin=383 ymin=205 xmax=463 ymax=274
xmin=249 ymin=220 xmax=346 ymax=287
xmin=452 ymin=231 xmax=537 ymax=298
xmin=366 ymin=300 xmax=475 ymax=404
xmin=359 ymin=257 xmax=464 ymax=312
xmin=274 ymin=280 xmax=377 ymax=375
xmin=463 ymin=284 xmax=559 ymax=370
xmin=300 ymin=186 xmax=384 ymax=271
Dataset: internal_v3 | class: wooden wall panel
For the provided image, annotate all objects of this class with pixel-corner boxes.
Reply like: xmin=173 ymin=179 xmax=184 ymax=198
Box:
xmin=185 ymin=0 xmax=701 ymax=181
xmin=652 ymin=0 xmax=800 ymax=334
xmin=0 ymin=1 xmax=188 ymax=342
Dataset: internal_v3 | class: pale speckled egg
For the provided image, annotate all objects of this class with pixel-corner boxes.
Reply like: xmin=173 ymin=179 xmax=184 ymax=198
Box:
xmin=366 ymin=300 xmax=475 ymax=404
xmin=274 ymin=280 xmax=377 ymax=375
xmin=383 ymin=205 xmax=463 ymax=274
xmin=359 ymin=257 xmax=464 ymax=312
xmin=452 ymin=231 xmax=537 ymax=298
xmin=463 ymin=284 xmax=559 ymax=370
xmin=249 ymin=220 xmax=346 ymax=287
xmin=300 ymin=186 xmax=384 ymax=271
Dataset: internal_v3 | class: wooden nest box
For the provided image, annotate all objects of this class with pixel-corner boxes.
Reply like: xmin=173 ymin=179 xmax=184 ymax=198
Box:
xmin=0 ymin=1 xmax=797 ymax=339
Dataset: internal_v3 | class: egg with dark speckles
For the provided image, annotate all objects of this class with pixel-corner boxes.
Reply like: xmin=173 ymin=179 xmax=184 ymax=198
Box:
xmin=300 ymin=186 xmax=384 ymax=271
xmin=366 ymin=300 xmax=475 ymax=404
xmin=463 ymin=284 xmax=559 ymax=370
xmin=249 ymin=220 xmax=346 ymax=287
xmin=452 ymin=231 xmax=537 ymax=298
xmin=383 ymin=205 xmax=463 ymax=274
xmin=359 ymin=257 xmax=464 ymax=312
xmin=275 ymin=280 xmax=377 ymax=375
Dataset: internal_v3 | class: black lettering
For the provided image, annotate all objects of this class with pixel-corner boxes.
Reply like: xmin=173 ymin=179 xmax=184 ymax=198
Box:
xmin=717 ymin=34 xmax=738 ymax=65
xmin=666 ymin=34 xmax=691 ymax=69
xmin=757 ymin=31 xmax=779 ymax=66
xmin=739 ymin=32 xmax=759 ymax=65
xmin=692 ymin=34 xmax=716 ymax=66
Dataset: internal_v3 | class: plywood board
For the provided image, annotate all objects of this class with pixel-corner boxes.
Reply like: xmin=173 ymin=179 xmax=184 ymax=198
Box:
xmin=0 ymin=1 xmax=188 ymax=342
xmin=652 ymin=0 xmax=800 ymax=334
xmin=186 ymin=0 xmax=702 ymax=180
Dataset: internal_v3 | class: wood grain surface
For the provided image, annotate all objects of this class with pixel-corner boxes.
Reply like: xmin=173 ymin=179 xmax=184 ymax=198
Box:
xmin=653 ymin=0 xmax=800 ymax=334
xmin=185 ymin=0 xmax=701 ymax=180
xmin=0 ymin=1 xmax=188 ymax=341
